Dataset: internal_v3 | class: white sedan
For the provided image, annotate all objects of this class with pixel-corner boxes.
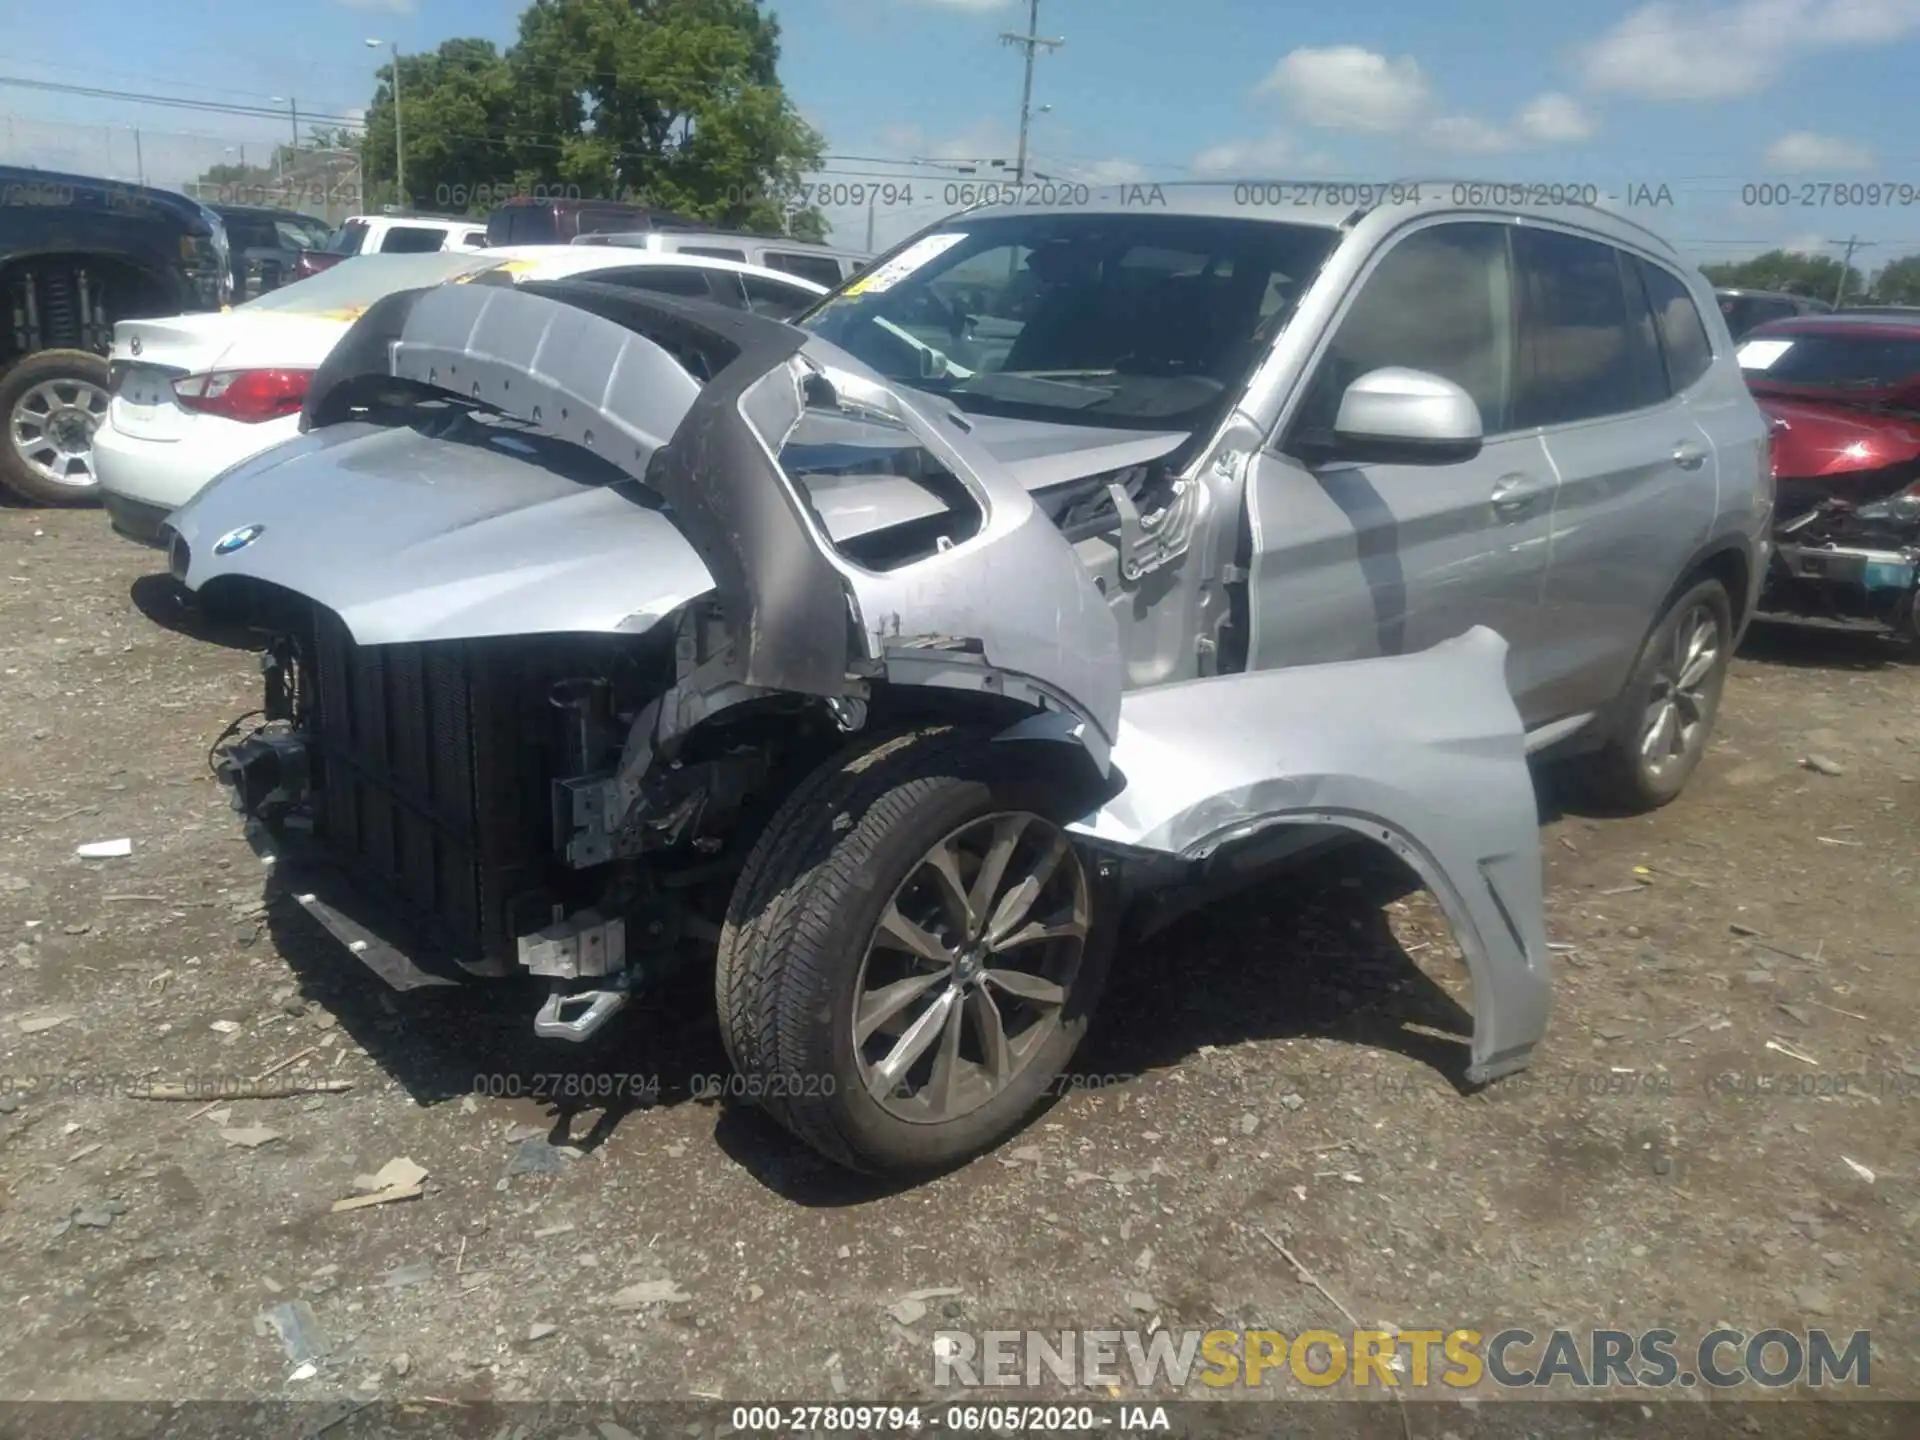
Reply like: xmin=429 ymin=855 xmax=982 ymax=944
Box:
xmin=95 ymin=246 xmax=829 ymax=545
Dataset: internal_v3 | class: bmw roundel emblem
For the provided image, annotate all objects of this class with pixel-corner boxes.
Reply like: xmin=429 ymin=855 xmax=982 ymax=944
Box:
xmin=213 ymin=524 xmax=265 ymax=556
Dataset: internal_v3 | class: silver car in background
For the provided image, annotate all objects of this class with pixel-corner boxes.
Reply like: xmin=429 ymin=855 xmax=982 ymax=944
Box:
xmin=157 ymin=181 xmax=1766 ymax=1176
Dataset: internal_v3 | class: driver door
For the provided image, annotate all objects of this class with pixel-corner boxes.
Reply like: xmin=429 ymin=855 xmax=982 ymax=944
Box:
xmin=1243 ymin=219 xmax=1556 ymax=723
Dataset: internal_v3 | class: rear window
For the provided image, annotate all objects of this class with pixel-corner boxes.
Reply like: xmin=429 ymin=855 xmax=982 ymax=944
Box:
xmin=380 ymin=225 xmax=449 ymax=254
xmin=764 ymin=251 xmax=846 ymax=287
xmin=576 ymin=207 xmax=648 ymax=237
xmin=1737 ymin=331 xmax=1920 ymax=387
xmin=487 ymin=207 xmax=554 ymax=247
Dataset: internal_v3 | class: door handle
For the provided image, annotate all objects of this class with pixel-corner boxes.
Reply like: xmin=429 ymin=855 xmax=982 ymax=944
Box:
xmin=1490 ymin=473 xmax=1550 ymax=517
xmin=1673 ymin=441 xmax=1708 ymax=470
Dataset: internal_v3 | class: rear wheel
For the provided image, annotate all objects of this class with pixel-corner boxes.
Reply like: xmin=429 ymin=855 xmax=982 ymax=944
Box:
xmin=1570 ymin=577 xmax=1733 ymax=813
xmin=715 ymin=726 xmax=1111 ymax=1175
xmin=0 ymin=349 xmax=110 ymax=506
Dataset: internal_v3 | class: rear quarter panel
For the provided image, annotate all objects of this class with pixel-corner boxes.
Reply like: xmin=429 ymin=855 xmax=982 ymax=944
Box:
xmin=1685 ymin=271 xmax=1773 ymax=624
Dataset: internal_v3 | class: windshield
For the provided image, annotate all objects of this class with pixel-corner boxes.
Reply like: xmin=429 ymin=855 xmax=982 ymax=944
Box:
xmin=797 ymin=212 xmax=1340 ymax=430
xmin=277 ymin=217 xmax=332 ymax=251
xmin=1739 ymin=330 xmax=1920 ymax=391
xmin=237 ymin=250 xmax=502 ymax=312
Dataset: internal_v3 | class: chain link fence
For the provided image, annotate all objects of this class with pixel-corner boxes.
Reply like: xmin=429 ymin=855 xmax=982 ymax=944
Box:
xmin=1 ymin=113 xmax=365 ymax=224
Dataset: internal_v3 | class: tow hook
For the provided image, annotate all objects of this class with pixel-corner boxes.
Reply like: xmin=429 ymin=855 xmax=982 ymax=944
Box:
xmin=534 ymin=985 xmax=629 ymax=1042
xmin=518 ymin=905 xmax=631 ymax=1039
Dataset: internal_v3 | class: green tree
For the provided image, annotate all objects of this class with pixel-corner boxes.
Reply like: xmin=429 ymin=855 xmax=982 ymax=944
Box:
xmin=505 ymin=0 xmax=825 ymax=236
xmin=361 ymin=38 xmax=520 ymax=212
xmin=353 ymin=1 xmax=825 ymax=232
xmin=1699 ymin=250 xmax=1863 ymax=304
xmin=1868 ymin=254 xmax=1920 ymax=305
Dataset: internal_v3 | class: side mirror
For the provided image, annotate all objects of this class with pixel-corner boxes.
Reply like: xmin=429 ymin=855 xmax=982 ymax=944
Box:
xmin=1328 ymin=367 xmax=1483 ymax=465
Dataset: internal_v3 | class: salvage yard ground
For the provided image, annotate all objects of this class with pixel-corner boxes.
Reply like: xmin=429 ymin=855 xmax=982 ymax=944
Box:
xmin=1 ymin=505 xmax=1916 ymax=1414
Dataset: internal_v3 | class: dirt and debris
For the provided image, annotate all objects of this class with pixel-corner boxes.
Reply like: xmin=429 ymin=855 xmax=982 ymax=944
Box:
xmin=0 ymin=508 xmax=1916 ymax=1404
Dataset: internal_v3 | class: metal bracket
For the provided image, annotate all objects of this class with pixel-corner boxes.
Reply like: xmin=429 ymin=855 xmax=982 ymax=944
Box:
xmin=1108 ymin=477 xmax=1197 ymax=582
xmin=533 ymin=988 xmax=629 ymax=1042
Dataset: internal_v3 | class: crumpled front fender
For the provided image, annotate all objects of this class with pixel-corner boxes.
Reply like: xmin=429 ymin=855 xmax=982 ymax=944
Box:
xmin=1064 ymin=626 xmax=1552 ymax=1084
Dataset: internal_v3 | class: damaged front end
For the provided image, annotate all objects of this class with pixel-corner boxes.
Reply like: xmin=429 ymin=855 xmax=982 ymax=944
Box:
xmin=168 ymin=275 xmax=1553 ymax=1121
xmin=1759 ymin=404 xmax=1920 ymax=641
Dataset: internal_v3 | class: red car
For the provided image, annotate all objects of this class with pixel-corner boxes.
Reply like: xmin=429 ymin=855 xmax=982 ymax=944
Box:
xmin=1741 ymin=312 xmax=1920 ymax=641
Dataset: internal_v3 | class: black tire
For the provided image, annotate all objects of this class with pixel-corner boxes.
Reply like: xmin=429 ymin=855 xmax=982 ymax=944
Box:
xmin=715 ymin=725 xmax=1114 ymax=1175
xmin=1569 ymin=577 xmax=1733 ymax=813
xmin=0 ymin=349 xmax=111 ymax=507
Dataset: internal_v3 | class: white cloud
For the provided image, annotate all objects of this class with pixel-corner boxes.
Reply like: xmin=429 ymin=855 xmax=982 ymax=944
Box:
xmin=876 ymin=120 xmax=1006 ymax=163
xmin=1072 ymin=157 xmax=1148 ymax=184
xmin=1428 ymin=116 xmax=1514 ymax=153
xmin=1581 ymin=0 xmax=1920 ymax=101
xmin=1764 ymin=130 xmax=1874 ymax=170
xmin=1189 ymin=133 xmax=1333 ymax=176
xmin=1516 ymin=92 xmax=1597 ymax=143
xmin=1781 ymin=232 xmax=1831 ymax=255
xmin=338 ymin=0 xmax=416 ymax=14
xmin=1249 ymin=50 xmax=1592 ymax=153
xmin=1256 ymin=46 xmax=1432 ymax=132
xmin=904 ymin=0 xmax=1013 ymax=8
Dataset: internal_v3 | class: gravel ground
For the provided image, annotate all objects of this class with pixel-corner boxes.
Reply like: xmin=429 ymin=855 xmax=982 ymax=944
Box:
xmin=0 ymin=504 xmax=1915 ymax=1420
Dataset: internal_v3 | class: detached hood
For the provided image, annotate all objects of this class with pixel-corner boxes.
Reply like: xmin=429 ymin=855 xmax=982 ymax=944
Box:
xmin=1756 ymin=391 xmax=1920 ymax=481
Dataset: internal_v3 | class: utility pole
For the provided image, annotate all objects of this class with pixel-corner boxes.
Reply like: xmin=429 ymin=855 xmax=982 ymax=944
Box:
xmin=367 ymin=39 xmax=403 ymax=208
xmin=1831 ymin=235 xmax=1875 ymax=307
xmin=133 ymin=128 xmax=144 ymax=186
xmin=999 ymin=0 xmax=1062 ymax=185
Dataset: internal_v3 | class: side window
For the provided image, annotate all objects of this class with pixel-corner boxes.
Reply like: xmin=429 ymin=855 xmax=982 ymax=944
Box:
xmin=740 ymin=272 xmax=817 ymax=321
xmin=764 ymin=251 xmax=845 ymax=287
xmin=1511 ymin=227 xmax=1648 ymax=428
xmin=584 ymin=265 xmax=716 ymax=298
xmin=463 ymin=230 xmax=487 ymax=248
xmin=380 ymin=225 xmax=447 ymax=254
xmin=1292 ymin=222 xmax=1514 ymax=440
xmin=680 ymin=245 xmax=747 ymax=262
xmin=1639 ymin=260 xmax=1714 ymax=393
xmin=1616 ymin=251 xmax=1671 ymax=407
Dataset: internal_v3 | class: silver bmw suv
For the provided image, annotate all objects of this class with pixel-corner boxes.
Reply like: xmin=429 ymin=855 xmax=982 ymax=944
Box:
xmin=164 ymin=179 xmax=1767 ymax=1176
xmin=805 ymin=180 xmax=1767 ymax=810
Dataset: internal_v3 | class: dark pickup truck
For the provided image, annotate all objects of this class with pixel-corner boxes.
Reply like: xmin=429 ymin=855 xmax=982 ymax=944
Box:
xmin=0 ymin=165 xmax=231 ymax=505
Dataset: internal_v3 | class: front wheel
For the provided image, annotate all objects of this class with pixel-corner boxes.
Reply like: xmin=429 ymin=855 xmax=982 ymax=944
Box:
xmin=1569 ymin=577 xmax=1733 ymax=813
xmin=0 ymin=349 xmax=111 ymax=506
xmin=715 ymin=726 xmax=1112 ymax=1175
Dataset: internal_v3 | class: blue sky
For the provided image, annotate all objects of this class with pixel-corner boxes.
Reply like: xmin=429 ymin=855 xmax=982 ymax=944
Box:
xmin=4 ymin=0 xmax=1920 ymax=266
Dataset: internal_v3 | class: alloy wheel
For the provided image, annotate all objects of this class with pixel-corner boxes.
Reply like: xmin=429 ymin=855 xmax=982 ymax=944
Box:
xmin=1638 ymin=602 xmax=1722 ymax=783
xmin=9 ymin=377 xmax=109 ymax=491
xmin=851 ymin=811 xmax=1090 ymax=1123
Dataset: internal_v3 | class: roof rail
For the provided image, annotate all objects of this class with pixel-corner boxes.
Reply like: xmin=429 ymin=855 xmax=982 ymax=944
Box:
xmin=1364 ymin=175 xmax=1683 ymax=255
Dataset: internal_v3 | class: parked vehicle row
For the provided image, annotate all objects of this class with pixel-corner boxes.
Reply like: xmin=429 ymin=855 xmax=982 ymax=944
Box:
xmin=150 ymin=182 xmax=1772 ymax=1178
xmin=1743 ymin=310 xmax=1920 ymax=641
xmin=96 ymin=247 xmax=830 ymax=542
xmin=2 ymin=164 xmax=231 ymax=505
